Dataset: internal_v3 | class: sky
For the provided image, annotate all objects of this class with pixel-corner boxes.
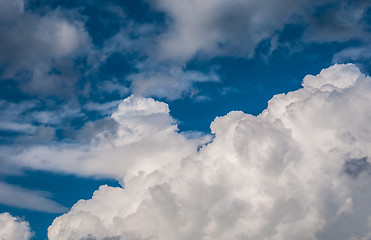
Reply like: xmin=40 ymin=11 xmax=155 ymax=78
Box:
xmin=0 ymin=0 xmax=371 ymax=239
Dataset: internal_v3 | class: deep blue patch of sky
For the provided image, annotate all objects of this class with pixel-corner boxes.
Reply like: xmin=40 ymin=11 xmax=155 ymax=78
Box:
xmin=26 ymin=0 xmax=166 ymax=46
xmin=169 ymin=41 xmax=349 ymax=132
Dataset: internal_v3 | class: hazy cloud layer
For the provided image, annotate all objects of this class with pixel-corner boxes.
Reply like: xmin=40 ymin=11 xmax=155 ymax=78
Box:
xmin=0 ymin=212 xmax=32 ymax=240
xmin=333 ymin=45 xmax=371 ymax=67
xmin=129 ymin=64 xmax=220 ymax=100
xmin=150 ymin=0 xmax=371 ymax=61
xmin=0 ymin=0 xmax=90 ymax=97
xmin=0 ymin=182 xmax=68 ymax=213
xmin=126 ymin=0 xmax=370 ymax=99
xmin=0 ymin=0 xmax=369 ymax=100
xmin=0 ymin=98 xmax=84 ymax=146
xmin=45 ymin=64 xmax=371 ymax=240
xmin=303 ymin=0 xmax=371 ymax=43
xmin=83 ymin=0 xmax=371 ymax=99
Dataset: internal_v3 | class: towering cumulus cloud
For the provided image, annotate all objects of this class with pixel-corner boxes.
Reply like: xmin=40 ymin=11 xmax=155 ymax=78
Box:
xmin=5 ymin=95 xmax=205 ymax=179
xmin=47 ymin=63 xmax=370 ymax=239
xmin=0 ymin=212 xmax=32 ymax=240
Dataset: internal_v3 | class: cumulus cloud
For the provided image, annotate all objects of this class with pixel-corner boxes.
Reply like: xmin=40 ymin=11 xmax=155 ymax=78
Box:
xmin=2 ymin=95 xmax=209 ymax=178
xmin=0 ymin=212 xmax=32 ymax=240
xmin=0 ymin=0 xmax=90 ymax=97
xmin=45 ymin=64 xmax=371 ymax=240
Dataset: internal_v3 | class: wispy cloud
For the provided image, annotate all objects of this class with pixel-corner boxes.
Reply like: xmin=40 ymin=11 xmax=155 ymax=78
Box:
xmin=0 ymin=0 xmax=90 ymax=97
xmin=1 ymin=95 xmax=210 ymax=178
xmin=0 ymin=182 xmax=68 ymax=213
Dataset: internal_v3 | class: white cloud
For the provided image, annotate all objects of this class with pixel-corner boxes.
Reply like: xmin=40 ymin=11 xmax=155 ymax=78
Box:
xmin=152 ymin=0 xmax=296 ymax=60
xmin=333 ymin=45 xmax=371 ymax=64
xmin=33 ymin=125 xmax=56 ymax=142
xmin=96 ymin=0 xmax=369 ymax=100
xmin=129 ymin=64 xmax=220 ymax=100
xmin=77 ymin=0 xmax=370 ymax=101
xmin=3 ymin=95 xmax=209 ymax=179
xmin=145 ymin=0 xmax=370 ymax=62
xmin=97 ymin=80 xmax=130 ymax=98
xmin=0 ymin=212 xmax=32 ymax=240
xmin=302 ymin=0 xmax=371 ymax=43
xmin=0 ymin=100 xmax=38 ymax=134
xmin=0 ymin=99 xmax=82 ymax=142
xmin=83 ymin=101 xmax=122 ymax=116
xmin=0 ymin=182 xmax=68 ymax=213
xmin=0 ymin=122 xmax=36 ymax=134
xmin=0 ymin=0 xmax=368 ymax=101
xmin=0 ymin=0 xmax=90 ymax=96
xmin=45 ymin=64 xmax=371 ymax=240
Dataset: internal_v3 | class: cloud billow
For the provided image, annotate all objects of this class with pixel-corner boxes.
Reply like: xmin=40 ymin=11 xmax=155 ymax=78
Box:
xmin=0 ymin=0 xmax=90 ymax=97
xmin=0 ymin=212 xmax=32 ymax=240
xmin=0 ymin=1 xmax=370 ymax=238
xmin=1 ymin=0 xmax=369 ymax=101
xmin=151 ymin=0 xmax=371 ymax=61
xmin=43 ymin=64 xmax=371 ymax=240
xmin=109 ymin=0 xmax=370 ymax=100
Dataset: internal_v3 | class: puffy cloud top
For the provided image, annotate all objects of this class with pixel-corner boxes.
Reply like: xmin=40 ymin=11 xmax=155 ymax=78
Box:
xmin=48 ymin=64 xmax=371 ymax=240
xmin=5 ymin=95 xmax=206 ymax=179
xmin=302 ymin=63 xmax=362 ymax=90
xmin=0 ymin=212 xmax=32 ymax=240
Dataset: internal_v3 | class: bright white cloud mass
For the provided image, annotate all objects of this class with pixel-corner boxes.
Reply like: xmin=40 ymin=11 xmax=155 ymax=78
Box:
xmin=3 ymin=95 xmax=208 ymax=179
xmin=11 ymin=63 xmax=361 ymax=240
xmin=0 ymin=0 xmax=371 ymax=239
xmin=0 ymin=212 xmax=32 ymax=240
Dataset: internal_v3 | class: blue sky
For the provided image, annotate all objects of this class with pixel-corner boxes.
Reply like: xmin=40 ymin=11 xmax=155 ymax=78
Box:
xmin=0 ymin=0 xmax=371 ymax=239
